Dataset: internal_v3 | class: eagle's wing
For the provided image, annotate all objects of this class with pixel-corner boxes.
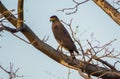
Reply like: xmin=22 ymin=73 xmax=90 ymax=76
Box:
xmin=55 ymin=23 xmax=76 ymax=50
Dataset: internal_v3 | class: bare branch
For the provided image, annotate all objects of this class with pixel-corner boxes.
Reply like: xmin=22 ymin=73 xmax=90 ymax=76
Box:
xmin=114 ymin=61 xmax=120 ymax=68
xmin=0 ymin=63 xmax=24 ymax=79
xmin=12 ymin=33 xmax=30 ymax=44
xmin=67 ymin=69 xmax=71 ymax=79
xmin=0 ymin=23 xmax=22 ymax=33
xmin=57 ymin=0 xmax=89 ymax=15
xmin=95 ymin=39 xmax=116 ymax=53
xmin=0 ymin=23 xmax=30 ymax=44
xmin=0 ymin=65 xmax=9 ymax=73
xmin=42 ymin=35 xmax=49 ymax=42
xmin=87 ymin=40 xmax=117 ymax=71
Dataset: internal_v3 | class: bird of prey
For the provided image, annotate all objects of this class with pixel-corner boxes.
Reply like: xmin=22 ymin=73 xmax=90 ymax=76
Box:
xmin=50 ymin=15 xmax=79 ymax=59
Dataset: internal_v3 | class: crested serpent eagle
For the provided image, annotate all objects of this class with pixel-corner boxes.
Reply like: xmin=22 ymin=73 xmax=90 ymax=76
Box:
xmin=50 ymin=15 xmax=79 ymax=59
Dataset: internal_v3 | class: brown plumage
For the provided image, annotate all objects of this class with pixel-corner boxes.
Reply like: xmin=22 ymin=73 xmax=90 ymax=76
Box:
xmin=50 ymin=15 xmax=79 ymax=59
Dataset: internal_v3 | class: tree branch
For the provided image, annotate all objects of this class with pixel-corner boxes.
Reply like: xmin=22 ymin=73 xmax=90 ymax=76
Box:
xmin=17 ymin=0 xmax=24 ymax=28
xmin=87 ymin=40 xmax=117 ymax=71
xmin=0 ymin=63 xmax=24 ymax=79
xmin=93 ymin=0 xmax=120 ymax=26
xmin=58 ymin=0 xmax=89 ymax=15
xmin=0 ymin=1 xmax=120 ymax=79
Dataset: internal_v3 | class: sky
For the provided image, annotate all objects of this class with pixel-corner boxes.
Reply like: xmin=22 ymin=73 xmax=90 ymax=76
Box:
xmin=0 ymin=0 xmax=120 ymax=79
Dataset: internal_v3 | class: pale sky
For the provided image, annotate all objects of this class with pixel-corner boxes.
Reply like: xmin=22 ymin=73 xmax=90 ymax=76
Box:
xmin=0 ymin=0 xmax=120 ymax=79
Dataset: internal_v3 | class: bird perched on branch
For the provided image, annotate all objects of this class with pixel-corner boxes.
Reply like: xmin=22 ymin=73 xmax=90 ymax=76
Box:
xmin=50 ymin=15 xmax=79 ymax=59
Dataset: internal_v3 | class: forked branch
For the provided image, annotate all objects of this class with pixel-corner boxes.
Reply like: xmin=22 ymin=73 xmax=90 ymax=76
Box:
xmin=0 ymin=63 xmax=24 ymax=79
xmin=58 ymin=0 xmax=89 ymax=15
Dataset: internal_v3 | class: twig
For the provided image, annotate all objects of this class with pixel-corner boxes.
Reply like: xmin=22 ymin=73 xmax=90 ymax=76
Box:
xmin=42 ymin=35 xmax=49 ymax=42
xmin=87 ymin=40 xmax=117 ymax=71
xmin=0 ymin=24 xmax=30 ymax=44
xmin=67 ymin=68 xmax=71 ymax=79
xmin=12 ymin=33 xmax=30 ymax=44
xmin=114 ymin=61 xmax=120 ymax=68
xmin=0 ymin=65 xmax=9 ymax=73
xmin=57 ymin=0 xmax=89 ymax=15
xmin=0 ymin=63 xmax=24 ymax=79
xmin=95 ymin=39 xmax=116 ymax=53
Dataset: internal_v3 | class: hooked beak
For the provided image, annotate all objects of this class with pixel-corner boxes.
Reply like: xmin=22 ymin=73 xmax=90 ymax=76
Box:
xmin=50 ymin=18 xmax=54 ymax=22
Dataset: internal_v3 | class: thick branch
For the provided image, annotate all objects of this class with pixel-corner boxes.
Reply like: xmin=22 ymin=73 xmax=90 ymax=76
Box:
xmin=93 ymin=0 xmax=120 ymax=26
xmin=17 ymin=0 xmax=24 ymax=28
xmin=0 ymin=1 xmax=120 ymax=79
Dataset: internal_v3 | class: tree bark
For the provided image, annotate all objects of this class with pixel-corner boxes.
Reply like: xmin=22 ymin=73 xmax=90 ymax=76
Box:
xmin=0 ymin=1 xmax=120 ymax=79
xmin=93 ymin=0 xmax=120 ymax=26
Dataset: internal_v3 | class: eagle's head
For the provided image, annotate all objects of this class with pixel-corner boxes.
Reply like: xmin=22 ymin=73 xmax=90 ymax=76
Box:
xmin=50 ymin=15 xmax=59 ymax=22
